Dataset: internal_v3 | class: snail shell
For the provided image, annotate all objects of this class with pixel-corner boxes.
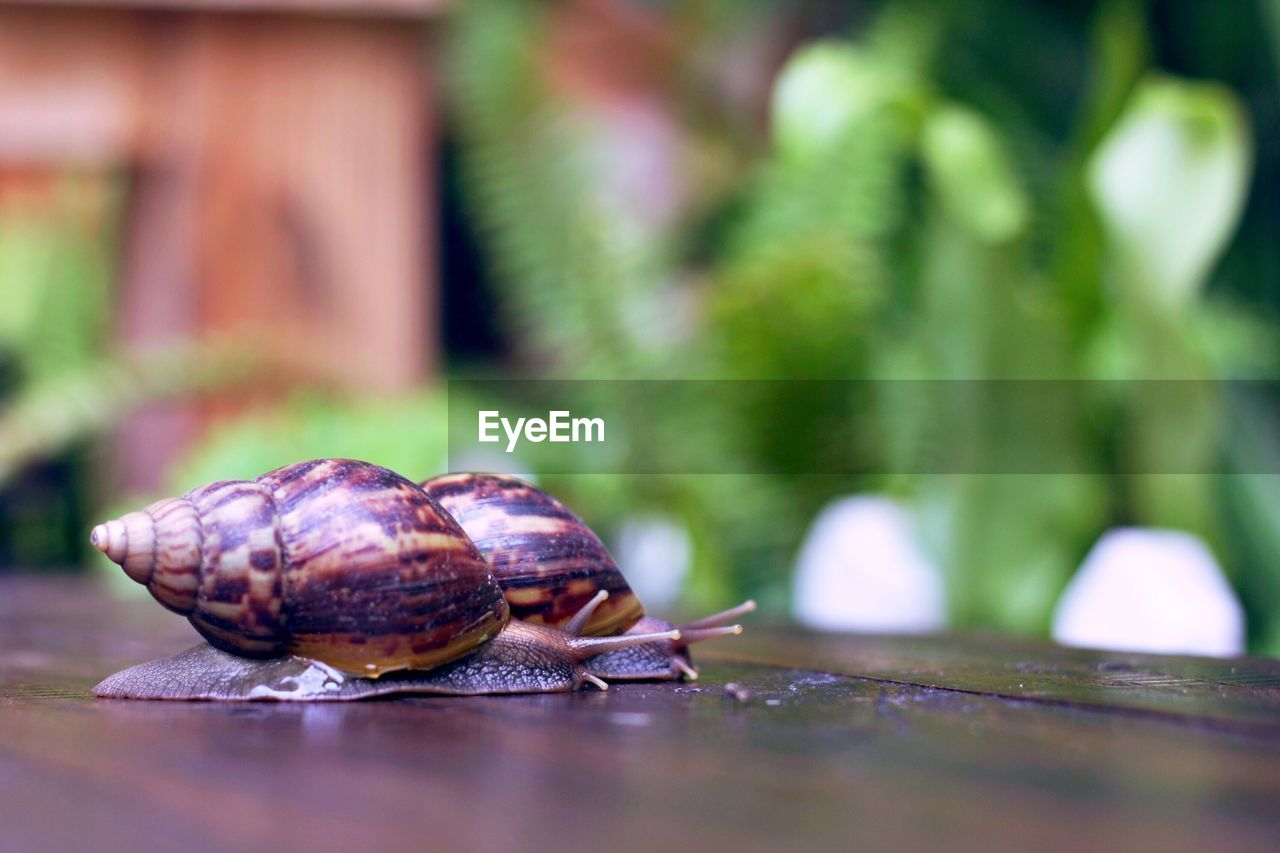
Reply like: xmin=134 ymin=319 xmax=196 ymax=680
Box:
xmin=91 ymin=459 xmax=509 ymax=677
xmin=422 ymin=473 xmax=643 ymax=636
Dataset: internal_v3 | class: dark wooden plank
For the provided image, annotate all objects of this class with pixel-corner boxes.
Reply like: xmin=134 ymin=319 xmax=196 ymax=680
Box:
xmin=2 ymin=577 xmax=1279 ymax=852
xmin=716 ymin=631 xmax=1280 ymax=733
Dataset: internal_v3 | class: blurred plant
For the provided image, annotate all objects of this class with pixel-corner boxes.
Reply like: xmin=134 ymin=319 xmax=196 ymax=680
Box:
xmin=441 ymin=0 xmax=1280 ymax=649
xmin=0 ymin=338 xmax=259 ymax=487
xmin=448 ymin=1 xmax=672 ymax=380
xmin=1088 ymin=76 xmax=1251 ymax=312
xmin=0 ymin=178 xmax=266 ymax=567
xmin=0 ymin=178 xmax=118 ymax=566
xmin=0 ymin=181 xmax=112 ymax=388
xmin=171 ymin=390 xmax=451 ymax=494
xmin=446 ymin=0 xmax=800 ymax=611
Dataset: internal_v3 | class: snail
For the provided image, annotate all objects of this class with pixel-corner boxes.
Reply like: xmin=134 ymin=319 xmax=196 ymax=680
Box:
xmin=422 ymin=472 xmax=753 ymax=682
xmin=90 ymin=459 xmax=680 ymax=701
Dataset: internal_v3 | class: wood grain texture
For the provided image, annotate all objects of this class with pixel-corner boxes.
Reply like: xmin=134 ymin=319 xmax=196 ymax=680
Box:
xmin=114 ymin=10 xmax=438 ymax=490
xmin=2 ymin=576 xmax=1279 ymax=852
xmin=722 ymin=631 xmax=1280 ymax=735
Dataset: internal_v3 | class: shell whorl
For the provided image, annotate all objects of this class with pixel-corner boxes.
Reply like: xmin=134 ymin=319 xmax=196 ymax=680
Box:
xmin=93 ymin=459 xmax=510 ymax=677
xmin=422 ymin=473 xmax=644 ymax=636
xmin=91 ymin=496 xmax=203 ymax=615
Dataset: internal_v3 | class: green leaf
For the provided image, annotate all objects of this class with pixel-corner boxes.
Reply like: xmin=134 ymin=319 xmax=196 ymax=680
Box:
xmin=920 ymin=104 xmax=1030 ymax=244
xmin=771 ymin=41 xmax=912 ymax=165
xmin=1087 ymin=76 xmax=1252 ymax=309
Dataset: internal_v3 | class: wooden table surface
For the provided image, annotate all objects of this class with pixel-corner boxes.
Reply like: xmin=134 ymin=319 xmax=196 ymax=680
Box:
xmin=3 ymin=576 xmax=1279 ymax=852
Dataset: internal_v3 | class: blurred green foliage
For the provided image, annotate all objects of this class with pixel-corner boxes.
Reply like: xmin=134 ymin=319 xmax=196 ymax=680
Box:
xmin=171 ymin=391 xmax=450 ymax=494
xmin=0 ymin=181 xmax=263 ymax=566
xmin=0 ymin=178 xmax=115 ymax=567
xmin=0 ymin=185 xmax=113 ymax=386
xmin=439 ymin=0 xmax=1280 ymax=649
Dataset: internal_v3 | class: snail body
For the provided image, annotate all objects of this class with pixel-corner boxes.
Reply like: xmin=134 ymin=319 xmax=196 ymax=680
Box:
xmin=422 ymin=473 xmax=752 ymax=682
xmin=95 ymin=610 xmax=673 ymax=701
xmin=91 ymin=460 xmax=678 ymax=701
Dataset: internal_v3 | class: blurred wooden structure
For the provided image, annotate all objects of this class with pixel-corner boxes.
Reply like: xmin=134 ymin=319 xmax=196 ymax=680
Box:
xmin=0 ymin=0 xmax=444 ymax=490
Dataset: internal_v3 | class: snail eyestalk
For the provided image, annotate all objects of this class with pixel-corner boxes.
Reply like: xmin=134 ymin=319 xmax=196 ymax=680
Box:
xmin=681 ymin=600 xmax=756 ymax=631
xmin=565 ymin=590 xmax=609 ymax=637
xmin=566 ymin=629 xmax=681 ymax=659
xmin=581 ymin=603 xmax=754 ymax=683
xmin=677 ymin=624 xmax=743 ymax=647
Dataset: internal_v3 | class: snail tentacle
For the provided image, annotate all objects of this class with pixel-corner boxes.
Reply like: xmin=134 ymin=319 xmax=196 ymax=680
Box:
xmin=564 ymin=590 xmax=609 ymax=637
xmin=680 ymin=599 xmax=757 ymax=631
xmin=566 ymin=629 xmax=681 ymax=658
xmin=584 ymin=600 xmax=756 ymax=682
xmin=678 ymin=624 xmax=744 ymax=645
xmin=672 ymin=658 xmax=698 ymax=681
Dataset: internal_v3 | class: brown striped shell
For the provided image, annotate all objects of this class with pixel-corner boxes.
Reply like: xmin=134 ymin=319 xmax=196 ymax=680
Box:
xmin=90 ymin=459 xmax=509 ymax=677
xmin=421 ymin=473 xmax=643 ymax=637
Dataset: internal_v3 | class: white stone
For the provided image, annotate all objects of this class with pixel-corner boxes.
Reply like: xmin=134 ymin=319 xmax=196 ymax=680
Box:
xmin=611 ymin=515 xmax=693 ymax=612
xmin=1052 ymin=528 xmax=1244 ymax=657
xmin=792 ymin=496 xmax=946 ymax=633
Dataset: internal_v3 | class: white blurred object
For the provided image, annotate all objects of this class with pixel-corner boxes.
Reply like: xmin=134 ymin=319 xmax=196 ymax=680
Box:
xmin=1087 ymin=76 xmax=1251 ymax=308
xmin=443 ymin=452 xmax=537 ymax=486
xmin=792 ymin=496 xmax=946 ymax=633
xmin=612 ymin=515 xmax=693 ymax=612
xmin=771 ymin=41 xmax=913 ymax=163
xmin=1053 ymin=528 xmax=1244 ymax=657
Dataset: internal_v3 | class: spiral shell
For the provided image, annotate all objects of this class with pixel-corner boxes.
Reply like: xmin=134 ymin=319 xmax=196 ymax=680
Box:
xmin=421 ymin=473 xmax=643 ymax=636
xmin=91 ymin=459 xmax=509 ymax=677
